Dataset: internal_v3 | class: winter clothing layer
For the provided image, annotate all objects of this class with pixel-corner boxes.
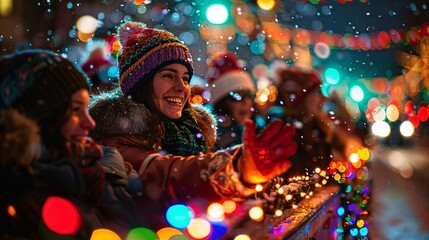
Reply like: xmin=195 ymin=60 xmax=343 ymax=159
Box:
xmin=0 ymin=50 xmax=90 ymax=121
xmin=0 ymin=109 xmax=146 ymax=239
xmin=89 ymin=93 xmax=255 ymax=230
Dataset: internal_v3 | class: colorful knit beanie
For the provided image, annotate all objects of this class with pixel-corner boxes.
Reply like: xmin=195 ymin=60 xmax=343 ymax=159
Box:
xmin=117 ymin=21 xmax=194 ymax=95
xmin=206 ymin=52 xmax=255 ymax=105
xmin=0 ymin=49 xmax=90 ymax=121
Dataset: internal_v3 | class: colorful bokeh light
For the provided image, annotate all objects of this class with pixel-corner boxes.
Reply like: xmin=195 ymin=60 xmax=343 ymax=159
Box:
xmin=42 ymin=197 xmax=81 ymax=235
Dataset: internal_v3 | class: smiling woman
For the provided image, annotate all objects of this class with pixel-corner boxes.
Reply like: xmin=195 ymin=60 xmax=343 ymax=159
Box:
xmin=89 ymin=21 xmax=298 ymax=231
xmin=0 ymin=50 xmax=148 ymax=239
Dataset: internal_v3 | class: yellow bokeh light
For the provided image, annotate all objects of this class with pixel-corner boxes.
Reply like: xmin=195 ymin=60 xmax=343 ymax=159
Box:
xmin=187 ymin=218 xmax=211 ymax=239
xmin=112 ymin=40 xmax=121 ymax=51
xmin=274 ymin=209 xmax=283 ymax=217
xmin=76 ymin=15 xmax=98 ymax=34
xmin=0 ymin=0 xmax=12 ymax=16
xmin=400 ymin=120 xmax=414 ymax=137
xmin=334 ymin=174 xmax=341 ymax=181
xmin=255 ymin=184 xmax=263 ymax=192
xmin=352 ymin=160 xmax=362 ymax=169
xmin=234 ymin=234 xmax=251 ymax=240
xmin=349 ymin=153 xmax=359 ymax=164
xmin=191 ymin=95 xmax=203 ymax=104
xmin=222 ymin=200 xmax=237 ymax=214
xmin=358 ymin=148 xmax=370 ymax=161
xmin=386 ymin=104 xmax=400 ymax=122
xmin=207 ymin=203 xmax=224 ymax=220
xmin=157 ymin=227 xmax=183 ymax=240
xmin=357 ymin=219 xmax=365 ymax=228
xmin=257 ymin=0 xmax=276 ymax=11
xmin=90 ymin=229 xmax=121 ymax=240
xmin=249 ymin=206 xmax=264 ymax=221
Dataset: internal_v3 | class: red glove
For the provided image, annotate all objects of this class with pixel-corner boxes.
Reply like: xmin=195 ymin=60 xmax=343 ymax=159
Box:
xmin=238 ymin=119 xmax=297 ymax=184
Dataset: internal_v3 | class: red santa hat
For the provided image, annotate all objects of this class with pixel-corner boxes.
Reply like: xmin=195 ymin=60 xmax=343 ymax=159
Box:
xmin=206 ymin=52 xmax=255 ymax=105
xmin=275 ymin=66 xmax=323 ymax=105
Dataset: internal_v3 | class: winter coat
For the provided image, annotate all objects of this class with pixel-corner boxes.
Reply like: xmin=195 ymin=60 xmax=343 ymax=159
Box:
xmin=0 ymin=159 xmax=104 ymax=239
xmin=0 ymin=109 xmax=101 ymax=239
xmin=89 ymin=94 xmax=255 ymax=230
xmin=0 ymin=109 xmax=146 ymax=239
xmin=97 ymin=146 xmax=148 ymax=236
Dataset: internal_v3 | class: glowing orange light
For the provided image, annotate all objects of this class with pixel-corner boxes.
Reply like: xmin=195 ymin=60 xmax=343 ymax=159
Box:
xmin=222 ymin=200 xmax=237 ymax=214
xmin=358 ymin=148 xmax=370 ymax=161
xmin=257 ymin=0 xmax=276 ymax=10
xmin=7 ymin=205 xmax=16 ymax=217
xmin=234 ymin=234 xmax=251 ymax=240
xmin=90 ymin=229 xmax=121 ymax=240
xmin=187 ymin=218 xmax=211 ymax=239
xmin=207 ymin=203 xmax=224 ymax=220
xmin=112 ymin=40 xmax=121 ymax=52
xmin=249 ymin=206 xmax=264 ymax=221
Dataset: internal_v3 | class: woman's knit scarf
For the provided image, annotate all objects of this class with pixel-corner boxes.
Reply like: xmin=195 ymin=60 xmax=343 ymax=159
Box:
xmin=161 ymin=108 xmax=208 ymax=156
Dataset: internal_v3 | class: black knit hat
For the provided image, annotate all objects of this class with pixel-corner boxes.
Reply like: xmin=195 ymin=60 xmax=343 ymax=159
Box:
xmin=0 ymin=49 xmax=90 ymax=121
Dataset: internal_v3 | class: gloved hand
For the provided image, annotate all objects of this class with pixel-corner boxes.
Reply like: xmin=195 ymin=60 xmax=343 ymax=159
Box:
xmin=66 ymin=138 xmax=105 ymax=205
xmin=238 ymin=119 xmax=297 ymax=184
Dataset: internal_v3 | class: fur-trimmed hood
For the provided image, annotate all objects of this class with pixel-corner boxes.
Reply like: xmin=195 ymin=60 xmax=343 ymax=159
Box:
xmin=88 ymin=89 xmax=217 ymax=145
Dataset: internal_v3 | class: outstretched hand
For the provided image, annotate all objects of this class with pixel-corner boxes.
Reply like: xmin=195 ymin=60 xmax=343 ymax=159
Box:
xmin=238 ymin=119 xmax=298 ymax=184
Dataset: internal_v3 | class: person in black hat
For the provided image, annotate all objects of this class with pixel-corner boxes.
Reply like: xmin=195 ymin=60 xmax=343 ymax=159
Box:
xmin=0 ymin=49 xmax=146 ymax=239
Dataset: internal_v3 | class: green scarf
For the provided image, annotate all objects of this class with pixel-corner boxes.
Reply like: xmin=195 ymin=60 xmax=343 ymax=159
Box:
xmin=161 ymin=108 xmax=208 ymax=156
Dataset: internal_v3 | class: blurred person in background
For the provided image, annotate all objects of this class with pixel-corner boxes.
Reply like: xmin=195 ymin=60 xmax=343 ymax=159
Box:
xmin=80 ymin=40 xmax=119 ymax=95
xmin=206 ymin=52 xmax=257 ymax=150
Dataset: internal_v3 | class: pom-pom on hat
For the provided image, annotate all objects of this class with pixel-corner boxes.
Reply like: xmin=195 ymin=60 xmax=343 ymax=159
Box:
xmin=81 ymin=47 xmax=115 ymax=80
xmin=206 ymin=52 xmax=255 ymax=105
xmin=117 ymin=21 xmax=194 ymax=95
xmin=0 ymin=49 xmax=90 ymax=121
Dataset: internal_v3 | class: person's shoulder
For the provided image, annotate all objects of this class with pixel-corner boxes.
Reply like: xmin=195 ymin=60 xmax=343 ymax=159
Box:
xmin=192 ymin=104 xmax=216 ymax=124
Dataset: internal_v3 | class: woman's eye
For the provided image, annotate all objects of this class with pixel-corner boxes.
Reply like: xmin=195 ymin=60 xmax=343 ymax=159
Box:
xmin=163 ymin=73 xmax=174 ymax=78
xmin=72 ymin=107 xmax=82 ymax=114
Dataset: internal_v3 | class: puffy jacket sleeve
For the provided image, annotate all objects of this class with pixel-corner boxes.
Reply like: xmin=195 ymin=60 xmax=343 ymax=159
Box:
xmin=117 ymin=144 xmax=255 ymax=203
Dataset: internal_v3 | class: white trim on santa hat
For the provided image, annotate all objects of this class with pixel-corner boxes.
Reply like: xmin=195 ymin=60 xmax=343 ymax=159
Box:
xmin=207 ymin=70 xmax=255 ymax=105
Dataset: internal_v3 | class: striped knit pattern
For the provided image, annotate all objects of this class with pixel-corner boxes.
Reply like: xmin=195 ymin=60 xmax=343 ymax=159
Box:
xmin=117 ymin=27 xmax=193 ymax=95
